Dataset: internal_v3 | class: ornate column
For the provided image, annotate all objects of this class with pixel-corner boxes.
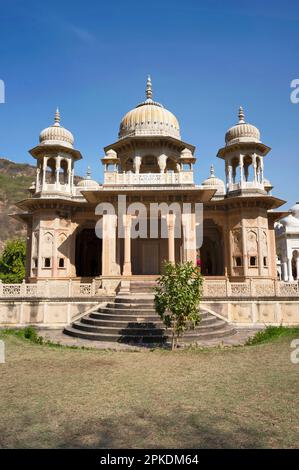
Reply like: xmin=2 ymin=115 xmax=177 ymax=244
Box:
xmin=35 ymin=166 xmax=40 ymax=192
xmin=241 ymin=218 xmax=248 ymax=276
xmin=42 ymin=156 xmax=47 ymax=189
xmin=166 ymin=213 xmax=176 ymax=263
xmin=182 ymin=213 xmax=196 ymax=264
xmin=158 ymin=154 xmax=167 ymax=173
xmin=239 ymin=154 xmax=244 ymax=187
xmin=252 ymin=153 xmax=257 ymax=183
xmin=282 ymin=258 xmax=288 ymax=281
xmin=123 ymin=214 xmax=132 ymax=275
xmin=257 ymin=216 xmax=263 ymax=276
xmin=287 ymin=256 xmax=294 ymax=282
xmin=55 ymin=157 xmax=61 ymax=189
xmin=133 ymin=155 xmax=142 ymax=174
xmin=102 ymin=214 xmax=118 ymax=276
xmin=67 ymin=160 xmax=72 ymax=190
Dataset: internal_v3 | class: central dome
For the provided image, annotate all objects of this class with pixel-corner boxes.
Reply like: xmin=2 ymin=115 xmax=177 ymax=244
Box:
xmin=118 ymin=77 xmax=181 ymax=140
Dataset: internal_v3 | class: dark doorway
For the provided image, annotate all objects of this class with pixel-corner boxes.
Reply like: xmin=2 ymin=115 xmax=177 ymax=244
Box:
xmin=75 ymin=228 xmax=102 ymax=277
xmin=200 ymin=219 xmax=224 ymax=276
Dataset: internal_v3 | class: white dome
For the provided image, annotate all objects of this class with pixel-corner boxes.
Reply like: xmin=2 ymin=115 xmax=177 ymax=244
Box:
xmin=202 ymin=165 xmax=225 ymax=196
xmin=279 ymin=214 xmax=299 ymax=229
xmin=118 ymin=77 xmax=181 ymax=140
xmin=290 ymin=202 xmax=299 ymax=218
xmin=39 ymin=109 xmax=74 ymax=149
xmin=77 ymin=167 xmax=99 ymax=189
xmin=225 ymin=107 xmax=260 ymax=146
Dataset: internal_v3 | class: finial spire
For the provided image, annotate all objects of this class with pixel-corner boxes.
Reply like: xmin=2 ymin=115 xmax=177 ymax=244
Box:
xmin=238 ymin=106 xmax=245 ymax=123
xmin=86 ymin=166 xmax=91 ymax=179
xmin=54 ymin=107 xmax=60 ymax=126
xmin=146 ymin=75 xmax=152 ymax=100
xmin=210 ymin=164 xmax=215 ymax=177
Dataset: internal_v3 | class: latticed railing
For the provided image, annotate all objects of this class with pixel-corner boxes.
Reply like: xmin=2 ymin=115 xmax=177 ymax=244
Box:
xmin=202 ymin=279 xmax=299 ymax=298
xmin=0 ymin=279 xmax=101 ymax=298
xmin=0 ymin=278 xmax=299 ymax=299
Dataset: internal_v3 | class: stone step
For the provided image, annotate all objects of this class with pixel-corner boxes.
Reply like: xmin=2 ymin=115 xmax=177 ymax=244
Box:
xmin=90 ymin=311 xmax=163 ymax=322
xmin=75 ymin=318 xmax=228 ymax=335
xmin=106 ymin=302 xmax=156 ymax=311
xmin=63 ymin=326 xmax=166 ymax=343
xmin=72 ymin=322 xmax=165 ymax=336
xmin=94 ymin=308 xmax=211 ymax=320
xmin=81 ymin=312 xmax=218 ymax=326
xmin=81 ymin=318 xmax=226 ymax=334
xmin=115 ymin=297 xmax=154 ymax=305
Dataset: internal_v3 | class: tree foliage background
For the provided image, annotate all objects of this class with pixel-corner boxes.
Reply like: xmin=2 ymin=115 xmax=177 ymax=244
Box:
xmin=0 ymin=239 xmax=26 ymax=283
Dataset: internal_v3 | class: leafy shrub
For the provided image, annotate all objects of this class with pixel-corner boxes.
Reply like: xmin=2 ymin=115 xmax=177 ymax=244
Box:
xmin=246 ymin=325 xmax=299 ymax=345
xmin=154 ymin=261 xmax=203 ymax=350
xmin=0 ymin=239 xmax=26 ymax=283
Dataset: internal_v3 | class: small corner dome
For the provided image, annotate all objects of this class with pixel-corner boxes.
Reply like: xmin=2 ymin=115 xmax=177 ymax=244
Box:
xmin=225 ymin=107 xmax=260 ymax=146
xmin=279 ymin=214 xmax=299 ymax=229
xmin=39 ymin=109 xmax=74 ymax=149
xmin=118 ymin=76 xmax=181 ymax=140
xmin=202 ymin=165 xmax=225 ymax=195
xmin=77 ymin=167 xmax=99 ymax=189
xmin=290 ymin=202 xmax=299 ymax=218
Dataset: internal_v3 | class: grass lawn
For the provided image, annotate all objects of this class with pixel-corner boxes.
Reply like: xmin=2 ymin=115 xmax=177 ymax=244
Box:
xmin=0 ymin=333 xmax=298 ymax=449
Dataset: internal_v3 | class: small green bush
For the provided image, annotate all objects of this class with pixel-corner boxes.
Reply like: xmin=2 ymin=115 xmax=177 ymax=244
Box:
xmin=246 ymin=325 xmax=299 ymax=345
xmin=0 ymin=239 xmax=26 ymax=283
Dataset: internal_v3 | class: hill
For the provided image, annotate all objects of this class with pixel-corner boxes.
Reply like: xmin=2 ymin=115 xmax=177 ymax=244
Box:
xmin=0 ymin=158 xmax=82 ymax=251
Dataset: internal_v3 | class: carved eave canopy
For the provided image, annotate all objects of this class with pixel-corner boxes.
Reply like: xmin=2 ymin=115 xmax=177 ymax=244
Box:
xmin=103 ymin=135 xmax=195 ymax=155
xmin=207 ymin=194 xmax=285 ymax=211
xmin=29 ymin=143 xmax=82 ymax=161
xmin=217 ymin=141 xmax=271 ymax=159
xmin=81 ymin=186 xmax=215 ymax=204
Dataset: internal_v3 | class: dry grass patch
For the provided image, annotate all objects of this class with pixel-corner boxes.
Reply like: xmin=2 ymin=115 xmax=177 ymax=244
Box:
xmin=0 ymin=333 xmax=298 ymax=448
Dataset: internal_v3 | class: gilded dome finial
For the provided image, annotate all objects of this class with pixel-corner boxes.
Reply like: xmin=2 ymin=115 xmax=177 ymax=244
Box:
xmin=146 ymin=75 xmax=152 ymax=100
xmin=54 ymin=107 xmax=60 ymax=126
xmin=238 ymin=106 xmax=245 ymax=124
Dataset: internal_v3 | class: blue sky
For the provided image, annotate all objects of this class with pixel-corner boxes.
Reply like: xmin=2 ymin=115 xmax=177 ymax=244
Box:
xmin=0 ymin=0 xmax=298 ymax=208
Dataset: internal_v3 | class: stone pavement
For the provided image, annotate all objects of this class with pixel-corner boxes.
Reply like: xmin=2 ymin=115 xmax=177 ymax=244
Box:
xmin=39 ymin=326 xmax=263 ymax=351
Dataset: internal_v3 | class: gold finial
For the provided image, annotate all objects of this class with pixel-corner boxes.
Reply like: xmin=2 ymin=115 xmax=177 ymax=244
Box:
xmin=238 ymin=106 xmax=245 ymax=123
xmin=146 ymin=75 xmax=152 ymax=100
xmin=54 ymin=107 xmax=60 ymax=126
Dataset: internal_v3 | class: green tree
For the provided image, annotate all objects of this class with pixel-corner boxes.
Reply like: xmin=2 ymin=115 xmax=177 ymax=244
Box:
xmin=154 ymin=261 xmax=203 ymax=350
xmin=0 ymin=239 xmax=26 ymax=283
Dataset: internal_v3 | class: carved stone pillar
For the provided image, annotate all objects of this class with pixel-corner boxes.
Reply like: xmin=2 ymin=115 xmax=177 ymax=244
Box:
xmin=287 ymin=257 xmax=294 ymax=282
xmin=158 ymin=154 xmax=167 ymax=173
xmin=102 ymin=214 xmax=118 ymax=276
xmin=42 ymin=156 xmax=47 ymax=189
xmin=133 ymin=156 xmax=142 ymax=174
xmin=182 ymin=213 xmax=196 ymax=264
xmin=282 ymin=258 xmax=288 ymax=281
xmin=166 ymin=213 xmax=175 ymax=263
xmin=123 ymin=214 xmax=132 ymax=275
xmin=253 ymin=153 xmax=257 ymax=183
xmin=239 ymin=154 xmax=244 ymax=187
xmin=241 ymin=218 xmax=248 ymax=276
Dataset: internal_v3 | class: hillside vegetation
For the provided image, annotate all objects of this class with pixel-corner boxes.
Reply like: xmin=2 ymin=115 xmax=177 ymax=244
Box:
xmin=0 ymin=158 xmax=35 ymax=249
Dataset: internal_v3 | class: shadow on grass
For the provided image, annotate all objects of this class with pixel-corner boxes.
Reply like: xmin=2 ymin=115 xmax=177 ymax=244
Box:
xmin=54 ymin=408 xmax=278 ymax=449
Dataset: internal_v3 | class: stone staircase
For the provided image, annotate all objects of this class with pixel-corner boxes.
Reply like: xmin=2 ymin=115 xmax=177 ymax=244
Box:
xmin=63 ymin=283 xmax=236 ymax=345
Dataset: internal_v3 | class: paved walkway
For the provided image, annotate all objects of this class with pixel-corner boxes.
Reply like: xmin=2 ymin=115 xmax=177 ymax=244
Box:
xmin=39 ymin=327 xmax=262 ymax=351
